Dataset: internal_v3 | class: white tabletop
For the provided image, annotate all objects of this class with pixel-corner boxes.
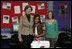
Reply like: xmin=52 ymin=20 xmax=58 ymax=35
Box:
xmin=31 ymin=41 xmax=50 ymax=48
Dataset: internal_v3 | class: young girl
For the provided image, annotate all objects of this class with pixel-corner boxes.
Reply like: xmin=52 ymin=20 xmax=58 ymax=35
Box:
xmin=33 ymin=14 xmax=45 ymax=40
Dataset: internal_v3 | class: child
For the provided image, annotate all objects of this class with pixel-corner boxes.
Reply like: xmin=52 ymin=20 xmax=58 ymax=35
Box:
xmin=33 ymin=14 xmax=45 ymax=41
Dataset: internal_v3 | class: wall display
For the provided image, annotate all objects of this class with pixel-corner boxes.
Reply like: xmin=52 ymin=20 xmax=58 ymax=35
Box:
xmin=58 ymin=3 xmax=67 ymax=17
xmin=1 ymin=1 xmax=47 ymax=28
xmin=13 ymin=24 xmax=19 ymax=31
xmin=2 ymin=2 xmax=11 ymax=9
xmin=3 ymin=15 xmax=10 ymax=23
xmin=14 ymin=6 xmax=21 ymax=14
xmin=31 ymin=5 xmax=36 ymax=13
xmin=40 ymin=15 xmax=45 ymax=22
xmin=22 ymin=3 xmax=28 ymax=10
xmin=12 ymin=16 xmax=18 ymax=24
xmin=38 ymin=3 xmax=45 ymax=10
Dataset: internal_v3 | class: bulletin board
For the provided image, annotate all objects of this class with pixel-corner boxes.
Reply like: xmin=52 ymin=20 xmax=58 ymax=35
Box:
xmin=58 ymin=3 xmax=67 ymax=17
xmin=1 ymin=1 xmax=47 ymax=28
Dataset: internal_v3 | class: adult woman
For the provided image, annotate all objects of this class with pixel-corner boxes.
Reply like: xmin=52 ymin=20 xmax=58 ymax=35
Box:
xmin=44 ymin=10 xmax=58 ymax=48
xmin=18 ymin=5 xmax=34 ymax=48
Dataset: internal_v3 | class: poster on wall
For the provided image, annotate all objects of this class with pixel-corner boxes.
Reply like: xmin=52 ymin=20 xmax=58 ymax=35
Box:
xmin=12 ymin=16 xmax=18 ymax=24
xmin=22 ymin=3 xmax=28 ymax=10
xmin=2 ymin=2 xmax=11 ymax=9
xmin=31 ymin=5 xmax=36 ymax=13
xmin=38 ymin=3 xmax=45 ymax=10
xmin=58 ymin=4 xmax=67 ymax=17
xmin=22 ymin=11 xmax=25 ymax=16
xmin=14 ymin=6 xmax=21 ymax=14
xmin=3 ymin=15 xmax=10 ymax=23
xmin=1 ymin=1 xmax=47 ymax=28
xmin=40 ymin=15 xmax=45 ymax=22
xmin=13 ymin=24 xmax=19 ymax=31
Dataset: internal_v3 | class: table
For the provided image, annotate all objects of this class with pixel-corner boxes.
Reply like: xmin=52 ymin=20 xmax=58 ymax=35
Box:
xmin=31 ymin=41 xmax=50 ymax=48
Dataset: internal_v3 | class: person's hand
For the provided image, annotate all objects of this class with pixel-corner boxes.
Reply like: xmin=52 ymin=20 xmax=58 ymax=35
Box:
xmin=33 ymin=33 xmax=40 ymax=37
xmin=19 ymin=38 xmax=23 ymax=43
xmin=32 ymin=33 xmax=35 ymax=36
xmin=35 ymin=35 xmax=39 ymax=37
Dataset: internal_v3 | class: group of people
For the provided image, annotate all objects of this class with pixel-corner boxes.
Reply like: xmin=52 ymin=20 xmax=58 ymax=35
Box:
xmin=18 ymin=5 xmax=58 ymax=48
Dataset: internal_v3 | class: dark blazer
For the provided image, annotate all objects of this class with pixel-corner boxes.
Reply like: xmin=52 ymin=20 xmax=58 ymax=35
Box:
xmin=33 ymin=24 xmax=44 ymax=35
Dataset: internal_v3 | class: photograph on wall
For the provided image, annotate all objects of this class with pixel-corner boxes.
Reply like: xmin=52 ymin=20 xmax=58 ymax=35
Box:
xmin=2 ymin=2 xmax=11 ymax=9
xmin=38 ymin=3 xmax=45 ymax=10
xmin=3 ymin=15 xmax=10 ymax=23
xmin=40 ymin=15 xmax=45 ymax=22
xmin=13 ymin=24 xmax=19 ymax=31
xmin=58 ymin=4 xmax=67 ymax=17
xmin=12 ymin=16 xmax=18 ymax=24
xmin=22 ymin=3 xmax=28 ymax=10
xmin=14 ymin=6 xmax=21 ymax=14
xmin=31 ymin=5 xmax=36 ymax=13
xmin=22 ymin=11 xmax=25 ymax=16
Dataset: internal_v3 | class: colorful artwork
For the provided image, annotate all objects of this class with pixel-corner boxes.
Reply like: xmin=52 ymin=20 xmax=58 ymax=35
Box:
xmin=38 ymin=3 xmax=45 ymax=10
xmin=40 ymin=15 xmax=45 ymax=22
xmin=12 ymin=16 xmax=18 ymax=24
xmin=58 ymin=4 xmax=67 ymax=17
xmin=2 ymin=2 xmax=11 ymax=9
xmin=13 ymin=24 xmax=19 ymax=31
xmin=3 ymin=15 xmax=10 ymax=23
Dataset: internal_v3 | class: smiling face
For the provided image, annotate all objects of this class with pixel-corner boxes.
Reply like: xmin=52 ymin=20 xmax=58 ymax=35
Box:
xmin=24 ymin=5 xmax=32 ymax=15
xmin=26 ymin=7 xmax=31 ymax=14
xmin=35 ymin=17 xmax=40 ymax=24
xmin=48 ymin=12 xmax=53 ymax=19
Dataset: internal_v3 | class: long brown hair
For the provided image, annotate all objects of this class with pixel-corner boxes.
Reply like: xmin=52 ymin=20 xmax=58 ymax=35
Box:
xmin=33 ymin=14 xmax=42 ymax=33
xmin=48 ymin=10 xmax=54 ymax=19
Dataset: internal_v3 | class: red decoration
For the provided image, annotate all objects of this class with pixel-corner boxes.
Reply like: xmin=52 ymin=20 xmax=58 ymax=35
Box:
xmin=1 ymin=1 xmax=47 ymax=28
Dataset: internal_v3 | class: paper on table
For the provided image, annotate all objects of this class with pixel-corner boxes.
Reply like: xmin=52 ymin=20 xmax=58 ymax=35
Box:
xmin=31 ymin=41 xmax=40 ymax=48
xmin=14 ymin=6 xmax=21 ymax=14
xmin=31 ymin=41 xmax=50 ymax=48
xmin=40 ymin=41 xmax=50 ymax=48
